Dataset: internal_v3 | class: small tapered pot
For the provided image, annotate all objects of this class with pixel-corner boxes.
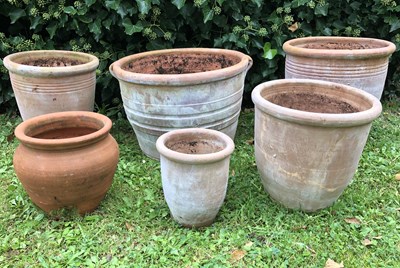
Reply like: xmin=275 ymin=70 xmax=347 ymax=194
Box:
xmin=13 ymin=111 xmax=119 ymax=214
xmin=252 ymin=79 xmax=382 ymax=212
xmin=156 ymin=128 xmax=234 ymax=227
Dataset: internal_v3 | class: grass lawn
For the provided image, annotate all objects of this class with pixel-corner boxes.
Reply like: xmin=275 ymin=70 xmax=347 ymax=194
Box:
xmin=0 ymin=101 xmax=399 ymax=267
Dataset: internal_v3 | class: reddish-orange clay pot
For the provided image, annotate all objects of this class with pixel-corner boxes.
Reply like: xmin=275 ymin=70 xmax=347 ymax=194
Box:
xmin=13 ymin=111 xmax=119 ymax=215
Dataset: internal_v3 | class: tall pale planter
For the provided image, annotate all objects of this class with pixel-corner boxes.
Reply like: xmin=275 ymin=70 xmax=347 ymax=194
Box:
xmin=110 ymin=48 xmax=252 ymax=159
xmin=156 ymin=128 xmax=234 ymax=227
xmin=283 ymin=36 xmax=396 ymax=99
xmin=4 ymin=50 xmax=99 ymax=120
xmin=252 ymin=79 xmax=382 ymax=212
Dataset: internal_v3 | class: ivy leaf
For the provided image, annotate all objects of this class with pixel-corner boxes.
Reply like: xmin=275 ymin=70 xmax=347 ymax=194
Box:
xmin=122 ymin=18 xmax=143 ymax=35
xmin=136 ymin=0 xmax=151 ymax=14
xmin=63 ymin=6 xmax=77 ymax=15
xmin=84 ymin=0 xmax=96 ymax=6
xmin=105 ymin=0 xmax=120 ymax=10
xmin=9 ymin=8 xmax=26 ymax=24
xmin=203 ymin=8 xmax=214 ymax=23
xmin=89 ymin=19 xmax=102 ymax=41
xmin=389 ymin=19 xmax=400 ymax=32
xmin=172 ymin=0 xmax=186 ymax=10
xmin=315 ymin=3 xmax=329 ymax=16
xmin=251 ymin=0 xmax=263 ymax=8
xmin=291 ymin=0 xmax=309 ymax=8
xmin=30 ymin=17 xmax=42 ymax=30
xmin=46 ymin=22 xmax=58 ymax=39
xmin=263 ymin=42 xmax=277 ymax=60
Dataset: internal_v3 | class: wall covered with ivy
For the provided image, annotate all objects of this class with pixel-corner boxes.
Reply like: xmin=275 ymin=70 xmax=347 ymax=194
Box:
xmin=1 ymin=0 xmax=399 ymax=114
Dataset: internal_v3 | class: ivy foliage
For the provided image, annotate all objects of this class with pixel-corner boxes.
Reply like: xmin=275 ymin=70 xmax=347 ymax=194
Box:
xmin=0 ymin=0 xmax=399 ymax=113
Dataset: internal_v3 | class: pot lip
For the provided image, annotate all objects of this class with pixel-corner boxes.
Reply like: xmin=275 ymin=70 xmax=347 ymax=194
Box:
xmin=251 ymin=79 xmax=382 ymax=127
xmin=14 ymin=111 xmax=112 ymax=150
xmin=109 ymin=48 xmax=253 ymax=86
xmin=283 ymin=36 xmax=396 ymax=59
xmin=3 ymin=50 xmax=99 ymax=77
xmin=156 ymin=128 xmax=235 ymax=164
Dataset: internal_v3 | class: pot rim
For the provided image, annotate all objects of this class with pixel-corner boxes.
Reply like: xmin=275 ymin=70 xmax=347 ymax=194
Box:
xmin=251 ymin=79 xmax=382 ymax=127
xmin=156 ymin=128 xmax=235 ymax=164
xmin=14 ymin=111 xmax=112 ymax=150
xmin=3 ymin=50 xmax=99 ymax=77
xmin=283 ymin=36 xmax=396 ymax=59
xmin=109 ymin=48 xmax=253 ymax=86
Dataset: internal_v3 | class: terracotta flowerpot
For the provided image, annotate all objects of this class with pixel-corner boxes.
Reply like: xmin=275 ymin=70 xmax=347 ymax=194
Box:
xmin=283 ymin=36 xmax=396 ymax=99
xmin=251 ymin=79 xmax=382 ymax=212
xmin=4 ymin=50 xmax=99 ymax=120
xmin=13 ymin=111 xmax=119 ymax=214
xmin=156 ymin=128 xmax=234 ymax=227
xmin=110 ymin=48 xmax=252 ymax=159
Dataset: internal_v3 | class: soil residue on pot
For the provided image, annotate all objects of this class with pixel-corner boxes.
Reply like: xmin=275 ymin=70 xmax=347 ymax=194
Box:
xmin=303 ymin=42 xmax=380 ymax=50
xmin=33 ymin=127 xmax=98 ymax=139
xmin=268 ymin=92 xmax=360 ymax=113
xmin=123 ymin=53 xmax=240 ymax=74
xmin=21 ymin=57 xmax=85 ymax=67
xmin=167 ymin=140 xmax=224 ymax=154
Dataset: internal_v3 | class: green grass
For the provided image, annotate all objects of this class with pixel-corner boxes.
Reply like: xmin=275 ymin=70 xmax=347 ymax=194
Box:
xmin=0 ymin=102 xmax=399 ymax=267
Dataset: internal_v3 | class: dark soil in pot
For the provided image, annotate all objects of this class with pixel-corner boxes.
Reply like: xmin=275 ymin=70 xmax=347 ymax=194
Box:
xmin=302 ymin=42 xmax=380 ymax=50
xmin=166 ymin=140 xmax=224 ymax=154
xmin=122 ymin=53 xmax=240 ymax=74
xmin=21 ymin=57 xmax=85 ymax=67
xmin=268 ymin=92 xmax=360 ymax=113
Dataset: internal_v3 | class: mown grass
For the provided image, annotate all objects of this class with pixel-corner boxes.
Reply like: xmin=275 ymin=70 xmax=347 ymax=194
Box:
xmin=0 ymin=102 xmax=399 ymax=267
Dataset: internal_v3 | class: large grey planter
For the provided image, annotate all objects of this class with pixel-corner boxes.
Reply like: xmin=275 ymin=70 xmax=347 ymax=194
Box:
xmin=110 ymin=48 xmax=252 ymax=159
xmin=252 ymin=79 xmax=382 ymax=212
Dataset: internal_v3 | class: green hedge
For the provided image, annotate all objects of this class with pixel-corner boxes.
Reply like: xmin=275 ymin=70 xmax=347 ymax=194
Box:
xmin=1 ymin=0 xmax=399 ymax=115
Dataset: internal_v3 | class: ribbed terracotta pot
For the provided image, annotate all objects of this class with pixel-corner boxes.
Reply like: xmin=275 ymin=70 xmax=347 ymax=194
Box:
xmin=156 ymin=128 xmax=234 ymax=227
xmin=110 ymin=48 xmax=252 ymax=159
xmin=283 ymin=36 xmax=396 ymax=99
xmin=13 ymin=111 xmax=119 ymax=214
xmin=4 ymin=50 xmax=99 ymax=120
xmin=251 ymin=79 xmax=382 ymax=212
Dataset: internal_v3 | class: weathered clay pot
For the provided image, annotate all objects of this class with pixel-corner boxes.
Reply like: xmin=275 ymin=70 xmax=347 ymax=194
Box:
xmin=4 ymin=50 xmax=99 ymax=120
xmin=110 ymin=48 xmax=252 ymax=159
xmin=283 ymin=36 xmax=396 ymax=99
xmin=251 ymin=79 xmax=382 ymax=212
xmin=13 ymin=111 xmax=119 ymax=214
xmin=156 ymin=128 xmax=234 ymax=227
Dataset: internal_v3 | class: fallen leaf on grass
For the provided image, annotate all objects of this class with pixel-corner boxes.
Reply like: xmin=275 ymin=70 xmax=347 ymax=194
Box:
xmin=230 ymin=249 xmax=246 ymax=262
xmin=246 ymin=138 xmax=254 ymax=145
xmin=324 ymin=258 xmax=344 ymax=268
xmin=292 ymin=225 xmax=307 ymax=231
xmin=372 ymin=236 xmax=382 ymax=240
xmin=395 ymin=173 xmax=400 ymax=181
xmin=7 ymin=133 xmax=15 ymax=143
xmin=125 ymin=222 xmax=134 ymax=231
xmin=344 ymin=217 xmax=361 ymax=224
xmin=362 ymin=239 xmax=373 ymax=246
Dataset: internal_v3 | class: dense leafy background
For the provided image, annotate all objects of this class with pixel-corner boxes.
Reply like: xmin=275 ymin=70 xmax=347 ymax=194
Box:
xmin=1 ymin=0 xmax=399 ymax=114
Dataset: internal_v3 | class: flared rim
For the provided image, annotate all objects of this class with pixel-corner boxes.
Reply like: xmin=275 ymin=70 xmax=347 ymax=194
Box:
xmin=283 ymin=36 xmax=396 ymax=59
xmin=251 ymin=79 xmax=382 ymax=127
xmin=109 ymin=48 xmax=253 ymax=86
xmin=156 ymin=128 xmax=235 ymax=164
xmin=14 ymin=111 xmax=112 ymax=150
xmin=4 ymin=50 xmax=99 ymax=77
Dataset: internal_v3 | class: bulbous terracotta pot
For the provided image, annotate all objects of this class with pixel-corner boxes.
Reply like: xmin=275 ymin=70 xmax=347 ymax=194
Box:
xmin=110 ymin=48 xmax=252 ymax=159
xmin=4 ymin=50 xmax=99 ymax=120
xmin=156 ymin=128 xmax=234 ymax=227
xmin=13 ymin=111 xmax=119 ymax=215
xmin=283 ymin=36 xmax=396 ymax=99
xmin=251 ymin=79 xmax=382 ymax=212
